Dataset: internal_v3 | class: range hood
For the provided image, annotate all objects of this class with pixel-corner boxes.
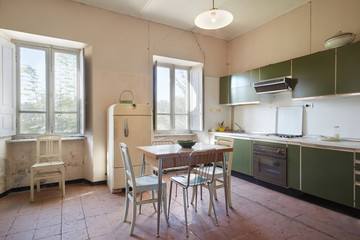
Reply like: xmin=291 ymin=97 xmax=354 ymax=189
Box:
xmin=253 ymin=77 xmax=292 ymax=94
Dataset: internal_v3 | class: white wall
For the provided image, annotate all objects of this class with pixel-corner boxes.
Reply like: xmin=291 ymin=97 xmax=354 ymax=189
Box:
xmin=234 ymin=93 xmax=360 ymax=139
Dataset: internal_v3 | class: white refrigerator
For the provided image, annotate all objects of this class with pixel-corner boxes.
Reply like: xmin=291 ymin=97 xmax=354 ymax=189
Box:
xmin=107 ymin=103 xmax=153 ymax=193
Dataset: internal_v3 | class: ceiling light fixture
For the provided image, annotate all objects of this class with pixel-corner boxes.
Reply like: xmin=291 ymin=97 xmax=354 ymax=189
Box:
xmin=194 ymin=0 xmax=233 ymax=30
xmin=325 ymin=31 xmax=356 ymax=49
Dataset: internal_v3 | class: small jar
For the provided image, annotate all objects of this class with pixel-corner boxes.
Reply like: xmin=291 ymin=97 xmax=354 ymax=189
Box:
xmin=333 ymin=126 xmax=340 ymax=139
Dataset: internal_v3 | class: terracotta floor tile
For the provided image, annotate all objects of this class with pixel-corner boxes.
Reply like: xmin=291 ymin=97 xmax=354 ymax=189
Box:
xmin=62 ymin=219 xmax=86 ymax=234
xmin=33 ymin=224 xmax=61 ymax=240
xmin=62 ymin=228 xmax=89 ymax=240
xmin=4 ymin=229 xmax=34 ymax=240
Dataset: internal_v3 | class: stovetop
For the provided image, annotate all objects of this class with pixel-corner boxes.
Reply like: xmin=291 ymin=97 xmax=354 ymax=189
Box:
xmin=266 ymin=133 xmax=302 ymax=138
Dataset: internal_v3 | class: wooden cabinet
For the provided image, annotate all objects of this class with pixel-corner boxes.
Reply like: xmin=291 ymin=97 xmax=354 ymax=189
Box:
xmin=219 ymin=75 xmax=231 ymax=104
xmin=301 ymin=146 xmax=353 ymax=207
xmin=232 ymin=138 xmax=253 ymax=176
xmin=287 ymin=144 xmax=300 ymax=190
xmin=292 ymin=49 xmax=335 ymax=98
xmin=260 ymin=60 xmax=291 ymax=81
xmin=337 ymin=41 xmax=360 ymax=94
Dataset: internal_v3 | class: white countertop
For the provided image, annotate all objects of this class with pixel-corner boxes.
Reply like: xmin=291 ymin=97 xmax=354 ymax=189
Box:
xmin=211 ymin=132 xmax=360 ymax=151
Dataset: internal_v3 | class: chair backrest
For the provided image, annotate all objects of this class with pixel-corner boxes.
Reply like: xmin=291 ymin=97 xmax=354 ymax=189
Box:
xmin=119 ymin=143 xmax=136 ymax=187
xmin=36 ymin=134 xmax=62 ymax=163
xmin=185 ymin=149 xmax=218 ymax=188
xmin=152 ymin=140 xmax=174 ymax=145
xmin=216 ymin=137 xmax=234 ymax=174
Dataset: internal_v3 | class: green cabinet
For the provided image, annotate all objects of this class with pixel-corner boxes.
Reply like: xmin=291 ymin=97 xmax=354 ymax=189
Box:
xmin=249 ymin=68 xmax=260 ymax=102
xmin=355 ymin=152 xmax=360 ymax=209
xmin=301 ymin=147 xmax=353 ymax=207
xmin=219 ymin=75 xmax=231 ymax=104
xmin=260 ymin=60 xmax=291 ymax=80
xmin=292 ymin=49 xmax=335 ymax=98
xmin=232 ymin=138 xmax=252 ymax=176
xmin=287 ymin=144 xmax=300 ymax=190
xmin=337 ymin=41 xmax=360 ymax=94
xmin=230 ymin=71 xmax=251 ymax=103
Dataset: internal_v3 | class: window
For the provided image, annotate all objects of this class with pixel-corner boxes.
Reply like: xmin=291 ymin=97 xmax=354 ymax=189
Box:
xmin=16 ymin=42 xmax=84 ymax=136
xmin=154 ymin=59 xmax=203 ymax=133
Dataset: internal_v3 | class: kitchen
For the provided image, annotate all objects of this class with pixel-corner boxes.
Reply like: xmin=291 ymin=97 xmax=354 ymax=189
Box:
xmin=0 ymin=0 xmax=360 ymax=239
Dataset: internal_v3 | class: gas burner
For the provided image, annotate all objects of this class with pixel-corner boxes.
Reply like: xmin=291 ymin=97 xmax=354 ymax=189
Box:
xmin=275 ymin=134 xmax=302 ymax=138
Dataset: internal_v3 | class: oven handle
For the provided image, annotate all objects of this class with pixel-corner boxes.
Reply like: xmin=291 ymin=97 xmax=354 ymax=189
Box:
xmin=253 ymin=151 xmax=287 ymax=159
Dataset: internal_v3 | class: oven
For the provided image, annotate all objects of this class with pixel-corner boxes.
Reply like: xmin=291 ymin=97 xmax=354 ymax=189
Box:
xmin=253 ymin=143 xmax=287 ymax=187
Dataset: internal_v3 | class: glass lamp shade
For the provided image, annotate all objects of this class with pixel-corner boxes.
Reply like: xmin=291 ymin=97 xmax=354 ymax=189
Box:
xmin=195 ymin=8 xmax=233 ymax=30
xmin=325 ymin=31 xmax=356 ymax=49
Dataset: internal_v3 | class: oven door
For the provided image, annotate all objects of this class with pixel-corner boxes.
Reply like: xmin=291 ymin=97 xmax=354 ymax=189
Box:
xmin=253 ymin=153 xmax=287 ymax=187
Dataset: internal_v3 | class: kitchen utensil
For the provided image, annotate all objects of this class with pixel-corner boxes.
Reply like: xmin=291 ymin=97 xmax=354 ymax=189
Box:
xmin=177 ymin=140 xmax=196 ymax=148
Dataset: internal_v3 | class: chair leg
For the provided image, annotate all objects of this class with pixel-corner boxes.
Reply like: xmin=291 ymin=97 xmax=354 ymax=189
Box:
xmin=151 ymin=190 xmax=157 ymax=212
xmin=227 ymin=176 xmax=232 ymax=208
xmin=36 ymin=180 xmax=40 ymax=193
xmin=139 ymin=192 xmax=142 ymax=214
xmin=186 ymin=189 xmax=189 ymax=208
xmin=200 ymin=185 xmax=203 ymax=200
xmin=162 ymin=186 xmax=170 ymax=227
xmin=129 ymin=194 xmax=137 ymax=236
xmin=207 ymin=183 xmax=218 ymax=226
xmin=167 ymin=181 xmax=173 ymax=218
xmin=30 ymin=168 xmax=34 ymax=202
xmin=123 ymin=187 xmax=129 ymax=222
xmin=190 ymin=186 xmax=195 ymax=204
xmin=214 ymin=180 xmax=218 ymax=200
xmin=208 ymin=183 xmax=214 ymax=216
xmin=61 ymin=169 xmax=65 ymax=197
xmin=183 ymin=188 xmax=189 ymax=237
xmin=195 ymin=186 xmax=198 ymax=212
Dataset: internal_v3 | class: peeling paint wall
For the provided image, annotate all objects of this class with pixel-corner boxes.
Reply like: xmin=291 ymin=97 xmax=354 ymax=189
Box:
xmin=5 ymin=139 xmax=85 ymax=190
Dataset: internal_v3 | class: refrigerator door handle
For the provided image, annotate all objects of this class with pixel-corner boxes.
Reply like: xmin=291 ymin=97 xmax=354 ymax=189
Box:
xmin=124 ymin=119 xmax=129 ymax=137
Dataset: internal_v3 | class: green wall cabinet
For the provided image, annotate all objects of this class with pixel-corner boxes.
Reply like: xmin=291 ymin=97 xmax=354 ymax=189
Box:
xmin=301 ymin=147 xmax=353 ymax=207
xmin=231 ymin=71 xmax=251 ymax=103
xmin=287 ymin=144 xmax=300 ymax=190
xmin=259 ymin=60 xmax=291 ymax=81
xmin=232 ymin=138 xmax=253 ymax=176
xmin=220 ymin=75 xmax=231 ymax=104
xmin=292 ymin=49 xmax=335 ymax=98
xmin=337 ymin=41 xmax=360 ymax=94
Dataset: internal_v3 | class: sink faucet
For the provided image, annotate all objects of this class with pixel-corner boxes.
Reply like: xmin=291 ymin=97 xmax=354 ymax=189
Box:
xmin=235 ymin=122 xmax=245 ymax=133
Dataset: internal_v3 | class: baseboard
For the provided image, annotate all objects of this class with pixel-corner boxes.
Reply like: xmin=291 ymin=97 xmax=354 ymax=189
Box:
xmin=0 ymin=178 xmax=107 ymax=198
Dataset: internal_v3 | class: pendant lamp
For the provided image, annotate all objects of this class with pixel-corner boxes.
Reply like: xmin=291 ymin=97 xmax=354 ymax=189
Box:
xmin=195 ymin=0 xmax=233 ymax=30
xmin=325 ymin=31 xmax=356 ymax=49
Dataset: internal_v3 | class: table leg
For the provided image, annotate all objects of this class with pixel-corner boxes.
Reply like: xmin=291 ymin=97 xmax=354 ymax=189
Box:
xmin=156 ymin=158 xmax=163 ymax=237
xmin=139 ymin=154 xmax=146 ymax=214
xmin=222 ymin=152 xmax=229 ymax=216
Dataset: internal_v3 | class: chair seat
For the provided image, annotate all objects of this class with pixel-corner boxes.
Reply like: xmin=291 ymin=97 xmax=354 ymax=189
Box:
xmin=32 ymin=161 xmax=64 ymax=168
xmin=153 ymin=166 xmax=188 ymax=174
xmin=34 ymin=171 xmax=62 ymax=179
xmin=170 ymin=173 xmax=207 ymax=188
xmin=130 ymin=174 xmax=166 ymax=193
xmin=194 ymin=166 xmax=224 ymax=178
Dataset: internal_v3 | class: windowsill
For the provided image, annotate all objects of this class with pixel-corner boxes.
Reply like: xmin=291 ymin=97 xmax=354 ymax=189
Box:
xmin=6 ymin=136 xmax=87 ymax=143
xmin=154 ymin=133 xmax=196 ymax=137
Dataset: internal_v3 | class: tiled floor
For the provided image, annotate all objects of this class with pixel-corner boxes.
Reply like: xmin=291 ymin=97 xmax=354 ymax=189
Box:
xmin=0 ymin=176 xmax=359 ymax=240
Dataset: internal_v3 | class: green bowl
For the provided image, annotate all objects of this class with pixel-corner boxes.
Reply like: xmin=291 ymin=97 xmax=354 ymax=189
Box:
xmin=177 ymin=140 xmax=196 ymax=148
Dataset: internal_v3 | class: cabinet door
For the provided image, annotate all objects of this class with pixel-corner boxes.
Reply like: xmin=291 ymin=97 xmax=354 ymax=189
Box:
xmin=292 ymin=49 xmax=335 ymax=98
xmin=287 ymin=144 xmax=300 ymax=190
xmin=219 ymin=75 xmax=231 ymax=104
xmin=337 ymin=41 xmax=360 ymax=94
xmin=355 ymin=152 xmax=360 ymax=209
xmin=232 ymin=138 xmax=252 ymax=176
xmin=301 ymin=147 xmax=353 ymax=207
xmin=249 ymin=68 xmax=260 ymax=102
xmin=230 ymin=71 xmax=251 ymax=104
xmin=260 ymin=60 xmax=291 ymax=81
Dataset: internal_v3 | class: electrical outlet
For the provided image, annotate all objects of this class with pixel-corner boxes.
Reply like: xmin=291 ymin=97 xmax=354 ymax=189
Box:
xmin=305 ymin=103 xmax=314 ymax=108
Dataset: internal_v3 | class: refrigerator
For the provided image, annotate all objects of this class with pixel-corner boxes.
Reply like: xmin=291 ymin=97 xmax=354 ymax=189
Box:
xmin=107 ymin=103 xmax=153 ymax=193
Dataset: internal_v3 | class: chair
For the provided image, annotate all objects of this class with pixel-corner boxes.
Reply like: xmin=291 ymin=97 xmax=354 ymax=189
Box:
xmin=191 ymin=137 xmax=234 ymax=215
xmin=168 ymin=149 xmax=218 ymax=237
xmin=30 ymin=134 xmax=65 ymax=202
xmin=119 ymin=143 xmax=169 ymax=236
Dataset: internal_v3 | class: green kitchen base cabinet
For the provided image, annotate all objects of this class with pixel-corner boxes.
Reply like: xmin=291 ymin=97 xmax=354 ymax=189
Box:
xmin=301 ymin=147 xmax=354 ymax=207
xmin=232 ymin=139 xmax=252 ymax=176
xmin=287 ymin=144 xmax=300 ymax=190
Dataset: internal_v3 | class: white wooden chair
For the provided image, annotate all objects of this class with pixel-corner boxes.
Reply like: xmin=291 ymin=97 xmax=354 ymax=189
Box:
xmin=119 ymin=142 xmax=169 ymax=236
xmin=168 ymin=149 xmax=218 ymax=237
xmin=191 ymin=137 xmax=234 ymax=215
xmin=30 ymin=134 xmax=65 ymax=201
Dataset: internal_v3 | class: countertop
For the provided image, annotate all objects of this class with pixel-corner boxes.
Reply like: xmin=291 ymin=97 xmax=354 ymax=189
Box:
xmin=211 ymin=132 xmax=360 ymax=151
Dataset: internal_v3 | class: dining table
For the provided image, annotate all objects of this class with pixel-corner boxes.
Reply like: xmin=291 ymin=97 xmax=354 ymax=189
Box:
xmin=137 ymin=142 xmax=234 ymax=237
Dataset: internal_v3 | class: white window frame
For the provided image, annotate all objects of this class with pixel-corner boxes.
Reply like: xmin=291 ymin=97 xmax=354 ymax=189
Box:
xmin=15 ymin=41 xmax=83 ymax=137
xmin=155 ymin=63 xmax=191 ymax=134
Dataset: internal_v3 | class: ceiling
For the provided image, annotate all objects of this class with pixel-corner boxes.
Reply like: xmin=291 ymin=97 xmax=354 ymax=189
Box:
xmin=71 ymin=0 xmax=310 ymax=41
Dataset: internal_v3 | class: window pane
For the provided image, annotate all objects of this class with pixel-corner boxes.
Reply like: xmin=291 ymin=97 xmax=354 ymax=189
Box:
xmin=156 ymin=67 xmax=170 ymax=114
xmin=19 ymin=47 xmax=46 ymax=111
xmin=54 ymin=52 xmax=78 ymax=112
xmin=175 ymin=115 xmax=187 ymax=130
xmin=20 ymin=113 xmax=45 ymax=134
xmin=55 ymin=113 xmax=78 ymax=133
xmin=157 ymin=115 xmax=170 ymax=130
xmin=175 ymin=69 xmax=187 ymax=114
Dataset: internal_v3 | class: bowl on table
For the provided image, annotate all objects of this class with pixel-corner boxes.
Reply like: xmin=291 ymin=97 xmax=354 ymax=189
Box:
xmin=177 ymin=140 xmax=196 ymax=148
